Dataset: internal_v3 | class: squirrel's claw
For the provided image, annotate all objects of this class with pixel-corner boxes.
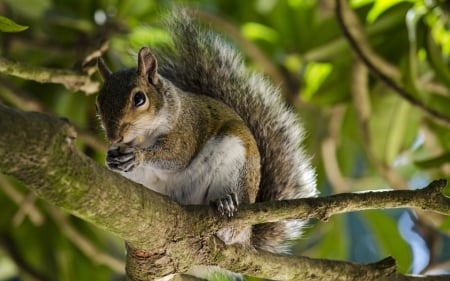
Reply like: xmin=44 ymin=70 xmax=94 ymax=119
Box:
xmin=214 ymin=192 xmax=239 ymax=218
xmin=106 ymin=147 xmax=137 ymax=172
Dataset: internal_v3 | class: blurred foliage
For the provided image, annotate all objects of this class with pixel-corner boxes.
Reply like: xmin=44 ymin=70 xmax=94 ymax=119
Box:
xmin=0 ymin=0 xmax=450 ymax=280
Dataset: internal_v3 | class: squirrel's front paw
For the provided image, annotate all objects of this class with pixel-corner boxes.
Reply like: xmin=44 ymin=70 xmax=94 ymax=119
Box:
xmin=214 ymin=192 xmax=239 ymax=218
xmin=106 ymin=146 xmax=138 ymax=172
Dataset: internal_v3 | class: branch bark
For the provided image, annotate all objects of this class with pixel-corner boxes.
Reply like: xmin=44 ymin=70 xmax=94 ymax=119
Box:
xmin=1 ymin=104 xmax=450 ymax=280
xmin=0 ymin=56 xmax=99 ymax=94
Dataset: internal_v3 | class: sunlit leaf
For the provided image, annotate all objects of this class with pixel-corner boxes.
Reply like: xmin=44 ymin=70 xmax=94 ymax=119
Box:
xmin=424 ymin=2 xmax=450 ymax=55
xmin=302 ymin=62 xmax=333 ymax=101
xmin=128 ymin=26 xmax=172 ymax=48
xmin=425 ymin=28 xmax=450 ymax=88
xmin=432 ymin=22 xmax=450 ymax=55
xmin=284 ymin=54 xmax=302 ymax=72
xmin=241 ymin=22 xmax=278 ymax=43
xmin=351 ymin=0 xmax=375 ymax=8
xmin=367 ymin=0 xmax=413 ymax=23
xmin=0 ymin=16 xmax=28 ymax=32
xmin=404 ymin=6 xmax=428 ymax=100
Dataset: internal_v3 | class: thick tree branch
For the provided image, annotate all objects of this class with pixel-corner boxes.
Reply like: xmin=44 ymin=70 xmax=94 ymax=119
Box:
xmin=0 ymin=104 xmax=188 ymax=249
xmin=1 ymin=104 xmax=450 ymax=280
xmin=0 ymin=56 xmax=99 ymax=94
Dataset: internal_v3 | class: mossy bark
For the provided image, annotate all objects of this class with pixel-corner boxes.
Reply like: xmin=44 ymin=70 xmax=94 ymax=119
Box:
xmin=1 ymin=104 xmax=450 ymax=280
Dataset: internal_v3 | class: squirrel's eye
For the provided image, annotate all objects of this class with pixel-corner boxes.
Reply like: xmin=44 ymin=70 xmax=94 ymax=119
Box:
xmin=133 ymin=92 xmax=146 ymax=107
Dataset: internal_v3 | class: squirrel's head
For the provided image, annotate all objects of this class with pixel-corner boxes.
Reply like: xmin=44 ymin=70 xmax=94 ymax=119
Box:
xmin=96 ymin=47 xmax=165 ymax=147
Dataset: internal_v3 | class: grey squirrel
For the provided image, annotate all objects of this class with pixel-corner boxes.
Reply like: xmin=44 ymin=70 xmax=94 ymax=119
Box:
xmin=96 ymin=10 xmax=317 ymax=253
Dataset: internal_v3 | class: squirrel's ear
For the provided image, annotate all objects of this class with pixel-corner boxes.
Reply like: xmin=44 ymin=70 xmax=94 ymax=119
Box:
xmin=137 ymin=47 xmax=159 ymax=85
xmin=97 ymin=57 xmax=111 ymax=81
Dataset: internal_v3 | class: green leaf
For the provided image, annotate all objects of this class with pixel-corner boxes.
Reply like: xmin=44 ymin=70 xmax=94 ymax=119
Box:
xmin=54 ymin=92 xmax=88 ymax=128
xmin=440 ymin=217 xmax=450 ymax=231
xmin=370 ymin=95 xmax=420 ymax=165
xmin=367 ymin=0 xmax=413 ymax=23
xmin=315 ymin=216 xmax=349 ymax=260
xmin=415 ymin=152 xmax=450 ymax=169
xmin=403 ymin=6 xmax=427 ymax=100
xmin=242 ymin=22 xmax=279 ymax=43
xmin=426 ymin=120 xmax=450 ymax=151
xmin=425 ymin=27 xmax=450 ymax=89
xmin=426 ymin=94 xmax=450 ymax=121
xmin=363 ymin=211 xmax=412 ymax=273
xmin=129 ymin=26 xmax=172 ymax=48
xmin=118 ymin=0 xmax=154 ymax=18
xmin=2 ymin=0 xmax=51 ymax=19
xmin=0 ymin=16 xmax=28 ymax=32
xmin=302 ymin=62 xmax=333 ymax=101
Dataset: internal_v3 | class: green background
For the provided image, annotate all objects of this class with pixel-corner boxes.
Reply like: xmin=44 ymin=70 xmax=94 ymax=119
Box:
xmin=0 ymin=0 xmax=449 ymax=280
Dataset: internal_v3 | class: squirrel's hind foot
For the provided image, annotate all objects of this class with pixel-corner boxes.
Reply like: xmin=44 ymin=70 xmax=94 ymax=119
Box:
xmin=213 ymin=192 xmax=239 ymax=218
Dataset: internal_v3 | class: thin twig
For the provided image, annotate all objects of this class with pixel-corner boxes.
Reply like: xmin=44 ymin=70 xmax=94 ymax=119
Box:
xmin=13 ymin=192 xmax=38 ymax=226
xmin=46 ymin=206 xmax=125 ymax=273
xmin=320 ymin=105 xmax=350 ymax=193
xmin=0 ymin=174 xmax=44 ymax=226
xmin=335 ymin=0 xmax=450 ymax=126
xmin=350 ymin=58 xmax=406 ymax=188
xmin=0 ymin=75 xmax=107 ymax=152
xmin=350 ymin=59 xmax=444 ymax=271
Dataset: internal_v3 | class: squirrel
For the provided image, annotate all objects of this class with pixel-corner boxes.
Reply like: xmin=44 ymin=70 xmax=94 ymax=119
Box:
xmin=95 ymin=9 xmax=317 ymax=253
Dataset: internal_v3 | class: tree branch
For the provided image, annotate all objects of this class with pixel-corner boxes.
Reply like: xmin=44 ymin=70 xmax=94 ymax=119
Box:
xmin=0 ymin=56 xmax=99 ymax=94
xmin=1 ymin=104 xmax=450 ymax=280
xmin=0 ymin=104 xmax=184 ymax=249
xmin=225 ymin=179 xmax=449 ymax=229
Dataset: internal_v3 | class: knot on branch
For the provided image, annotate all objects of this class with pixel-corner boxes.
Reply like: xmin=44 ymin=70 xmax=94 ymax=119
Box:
xmin=425 ymin=179 xmax=447 ymax=194
xmin=371 ymin=256 xmax=396 ymax=273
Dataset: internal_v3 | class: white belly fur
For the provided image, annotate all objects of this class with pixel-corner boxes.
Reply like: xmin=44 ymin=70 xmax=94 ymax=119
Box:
xmin=121 ymin=136 xmax=246 ymax=205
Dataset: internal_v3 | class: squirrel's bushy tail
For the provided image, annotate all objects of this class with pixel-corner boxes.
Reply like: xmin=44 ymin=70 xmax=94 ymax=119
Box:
xmin=157 ymin=9 xmax=318 ymax=253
